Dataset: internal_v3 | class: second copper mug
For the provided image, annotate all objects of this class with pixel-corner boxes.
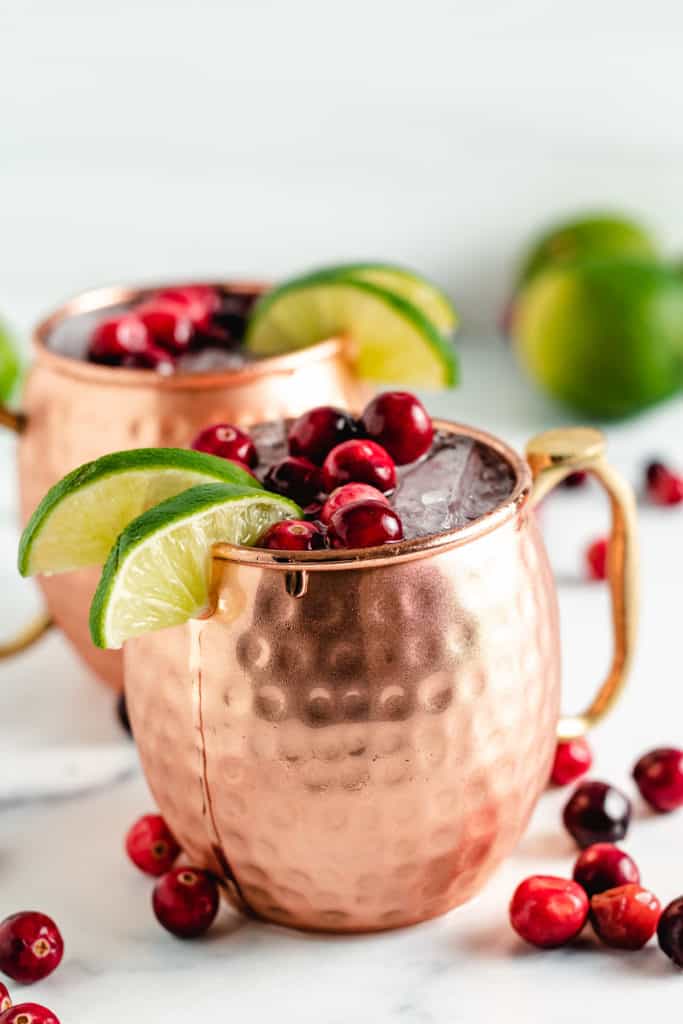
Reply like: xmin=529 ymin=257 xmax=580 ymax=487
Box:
xmin=124 ymin=422 xmax=638 ymax=933
xmin=0 ymin=280 xmax=367 ymax=689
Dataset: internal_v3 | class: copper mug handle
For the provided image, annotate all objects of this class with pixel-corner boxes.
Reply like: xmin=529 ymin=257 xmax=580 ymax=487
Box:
xmin=526 ymin=427 xmax=638 ymax=740
xmin=0 ymin=403 xmax=53 ymax=658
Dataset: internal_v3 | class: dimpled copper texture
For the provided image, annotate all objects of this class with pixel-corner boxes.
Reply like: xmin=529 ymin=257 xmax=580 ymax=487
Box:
xmin=16 ymin=281 xmax=367 ymax=690
xmin=125 ymin=421 xmax=562 ymax=933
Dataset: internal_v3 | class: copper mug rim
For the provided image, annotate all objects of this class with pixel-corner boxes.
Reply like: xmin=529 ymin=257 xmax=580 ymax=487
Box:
xmin=32 ymin=279 xmax=351 ymax=392
xmin=211 ymin=418 xmax=532 ymax=573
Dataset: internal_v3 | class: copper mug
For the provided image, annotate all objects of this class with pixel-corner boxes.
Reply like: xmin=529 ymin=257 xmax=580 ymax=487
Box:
xmin=0 ymin=281 xmax=367 ymax=689
xmin=124 ymin=422 xmax=638 ymax=933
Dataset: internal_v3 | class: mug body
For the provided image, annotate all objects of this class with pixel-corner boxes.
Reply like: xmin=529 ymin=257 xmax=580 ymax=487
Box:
xmin=17 ymin=282 xmax=366 ymax=689
xmin=125 ymin=426 xmax=561 ymax=932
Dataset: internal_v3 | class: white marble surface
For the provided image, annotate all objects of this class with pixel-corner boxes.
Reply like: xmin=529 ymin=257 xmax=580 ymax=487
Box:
xmin=2 ymin=336 xmax=683 ymax=1022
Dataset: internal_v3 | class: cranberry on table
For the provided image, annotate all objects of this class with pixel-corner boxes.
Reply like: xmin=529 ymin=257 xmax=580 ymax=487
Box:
xmin=585 ymin=537 xmax=608 ymax=581
xmin=259 ymin=520 xmax=325 ymax=551
xmin=321 ymin=483 xmax=390 ymax=525
xmin=633 ymin=747 xmax=683 ymax=813
xmin=550 ymin=737 xmax=593 ymax=786
xmin=646 ymin=460 xmax=683 ymax=506
xmin=573 ymin=843 xmax=640 ymax=897
xmin=0 ymin=1005 xmax=60 ymax=1024
xmin=562 ymin=780 xmax=632 ymax=848
xmin=263 ymin=456 xmax=322 ymax=506
xmin=288 ymin=406 xmax=360 ymax=464
xmin=327 ymin=499 xmax=403 ymax=549
xmin=563 ymin=470 xmax=588 ymax=489
xmin=361 ymin=391 xmax=434 ymax=465
xmin=125 ymin=814 xmax=181 ymax=877
xmin=590 ymin=884 xmax=661 ymax=950
xmin=509 ymin=875 xmax=589 ymax=948
xmin=191 ymin=424 xmax=258 ymax=468
xmin=138 ymin=303 xmax=194 ymax=353
xmin=657 ymin=896 xmax=683 ymax=967
xmin=0 ymin=984 xmax=9 ymax=1013
xmin=322 ymin=439 xmax=396 ymax=494
xmin=89 ymin=314 xmax=150 ymax=364
xmin=0 ymin=912 xmax=63 ymax=984
xmin=152 ymin=867 xmax=219 ymax=939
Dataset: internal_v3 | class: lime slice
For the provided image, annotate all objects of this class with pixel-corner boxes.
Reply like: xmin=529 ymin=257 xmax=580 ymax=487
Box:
xmin=90 ymin=483 xmax=300 ymax=648
xmin=19 ymin=448 xmax=259 ymax=577
xmin=0 ymin=319 xmax=20 ymax=402
xmin=245 ymin=275 xmax=458 ymax=389
xmin=309 ymin=263 xmax=457 ymax=333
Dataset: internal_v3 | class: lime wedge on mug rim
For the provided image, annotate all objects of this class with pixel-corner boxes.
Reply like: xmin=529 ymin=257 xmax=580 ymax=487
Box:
xmin=19 ymin=448 xmax=259 ymax=577
xmin=90 ymin=483 xmax=300 ymax=649
xmin=245 ymin=275 xmax=458 ymax=389
xmin=0 ymin=319 xmax=21 ymax=402
xmin=314 ymin=263 xmax=457 ymax=333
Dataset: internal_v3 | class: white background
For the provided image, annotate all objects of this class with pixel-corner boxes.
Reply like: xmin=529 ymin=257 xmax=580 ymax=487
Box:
xmin=1 ymin=3 xmax=683 ymax=1022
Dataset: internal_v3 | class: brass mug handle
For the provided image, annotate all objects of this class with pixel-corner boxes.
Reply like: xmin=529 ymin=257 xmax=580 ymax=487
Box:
xmin=0 ymin=403 xmax=53 ymax=658
xmin=526 ymin=427 xmax=639 ymax=740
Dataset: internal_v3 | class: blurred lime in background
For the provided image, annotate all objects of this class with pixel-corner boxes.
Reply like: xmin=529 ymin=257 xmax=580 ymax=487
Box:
xmin=515 ymin=212 xmax=657 ymax=289
xmin=0 ymin=319 xmax=20 ymax=402
xmin=513 ymin=259 xmax=683 ymax=419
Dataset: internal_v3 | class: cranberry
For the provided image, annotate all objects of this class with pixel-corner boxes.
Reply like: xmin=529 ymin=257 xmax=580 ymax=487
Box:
xmin=657 ymin=896 xmax=683 ymax=967
xmin=327 ymin=499 xmax=403 ymax=549
xmin=586 ymin=537 xmax=607 ymax=581
xmin=89 ymin=314 xmax=149 ymax=364
xmin=124 ymin=343 xmax=176 ymax=374
xmin=573 ymin=843 xmax=640 ymax=897
xmin=138 ymin=303 xmax=194 ymax=353
xmin=361 ymin=391 xmax=433 ymax=465
xmin=550 ymin=737 xmax=593 ymax=786
xmin=633 ymin=746 xmax=683 ymax=812
xmin=321 ymin=483 xmax=390 ymax=525
xmin=125 ymin=814 xmax=181 ymax=877
xmin=646 ymin=460 xmax=683 ymax=506
xmin=211 ymin=291 xmax=258 ymax=344
xmin=191 ymin=424 xmax=258 ymax=468
xmin=509 ymin=876 xmax=589 ymax=948
xmin=288 ymin=406 xmax=360 ymax=464
xmin=562 ymin=470 xmax=588 ymax=488
xmin=259 ymin=520 xmax=325 ymax=551
xmin=152 ymin=867 xmax=219 ymax=938
xmin=153 ymin=285 xmax=220 ymax=330
xmin=590 ymin=884 xmax=661 ymax=949
xmin=322 ymin=440 xmax=396 ymax=494
xmin=0 ymin=984 xmax=10 ymax=1013
xmin=263 ymin=457 xmax=322 ymax=506
xmin=0 ymin=913 xmax=63 ymax=984
xmin=563 ymin=780 xmax=632 ymax=848
xmin=0 ymin=1005 xmax=60 ymax=1024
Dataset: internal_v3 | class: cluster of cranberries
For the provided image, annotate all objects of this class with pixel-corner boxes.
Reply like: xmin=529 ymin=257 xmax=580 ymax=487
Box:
xmin=568 ymin=458 xmax=683 ymax=581
xmin=0 ymin=911 xmax=64 ymax=1022
xmin=87 ymin=284 xmax=255 ymax=371
xmin=125 ymin=814 xmax=220 ymax=938
xmin=192 ymin=391 xmax=435 ymax=550
xmin=511 ymin=742 xmax=683 ymax=962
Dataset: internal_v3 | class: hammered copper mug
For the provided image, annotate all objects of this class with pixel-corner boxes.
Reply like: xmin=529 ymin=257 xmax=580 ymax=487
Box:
xmin=124 ymin=422 xmax=638 ymax=933
xmin=0 ymin=280 xmax=367 ymax=689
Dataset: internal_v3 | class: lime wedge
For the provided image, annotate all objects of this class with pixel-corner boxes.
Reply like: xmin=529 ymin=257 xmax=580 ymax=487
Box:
xmin=90 ymin=483 xmax=300 ymax=648
xmin=308 ymin=264 xmax=457 ymax=333
xmin=19 ymin=448 xmax=259 ymax=577
xmin=245 ymin=275 xmax=458 ymax=389
xmin=0 ymin=319 xmax=20 ymax=401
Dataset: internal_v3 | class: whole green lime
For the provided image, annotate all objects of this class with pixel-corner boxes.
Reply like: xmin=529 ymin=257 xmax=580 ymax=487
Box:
xmin=516 ymin=213 xmax=657 ymax=289
xmin=513 ymin=259 xmax=683 ymax=419
xmin=0 ymin=320 xmax=20 ymax=402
